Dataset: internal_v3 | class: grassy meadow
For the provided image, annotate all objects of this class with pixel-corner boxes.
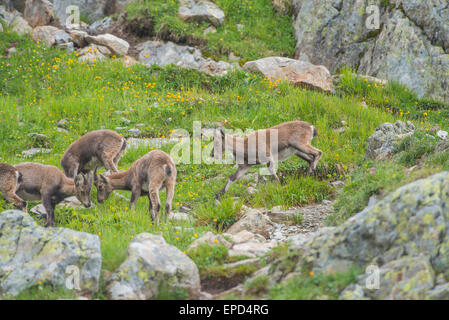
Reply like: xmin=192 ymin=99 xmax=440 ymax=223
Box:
xmin=1 ymin=0 xmax=449 ymax=299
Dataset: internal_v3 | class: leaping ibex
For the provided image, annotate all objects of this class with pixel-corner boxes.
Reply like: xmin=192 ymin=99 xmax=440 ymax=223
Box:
xmin=212 ymin=120 xmax=322 ymax=199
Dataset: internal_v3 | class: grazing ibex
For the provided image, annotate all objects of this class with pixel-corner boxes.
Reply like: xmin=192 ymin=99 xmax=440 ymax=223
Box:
xmin=61 ymin=129 xmax=126 ymax=178
xmin=94 ymin=150 xmax=176 ymax=225
xmin=0 ymin=163 xmax=27 ymax=212
xmin=14 ymin=163 xmax=93 ymax=227
xmin=212 ymin=120 xmax=322 ymax=199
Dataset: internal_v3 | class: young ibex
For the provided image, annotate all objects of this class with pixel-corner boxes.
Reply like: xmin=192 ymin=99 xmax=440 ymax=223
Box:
xmin=213 ymin=120 xmax=322 ymax=199
xmin=0 ymin=163 xmax=27 ymax=212
xmin=94 ymin=150 xmax=176 ymax=225
xmin=14 ymin=163 xmax=93 ymax=227
xmin=61 ymin=129 xmax=126 ymax=178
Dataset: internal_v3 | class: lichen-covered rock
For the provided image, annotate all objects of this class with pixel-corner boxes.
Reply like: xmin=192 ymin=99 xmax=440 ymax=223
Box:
xmin=0 ymin=210 xmax=101 ymax=297
xmin=106 ymin=233 xmax=200 ymax=300
xmin=136 ymin=40 xmax=234 ymax=76
xmin=291 ymin=0 xmax=449 ymax=103
xmin=85 ymin=33 xmax=129 ymax=56
xmin=425 ymin=283 xmax=449 ymax=300
xmin=365 ymin=120 xmax=415 ymax=160
xmin=243 ymin=57 xmax=333 ymax=92
xmin=178 ymin=0 xmax=225 ymax=26
xmin=9 ymin=14 xmax=32 ymax=35
xmin=261 ymin=171 xmax=449 ymax=299
xmin=341 ymin=256 xmax=435 ymax=300
xmin=0 ymin=6 xmax=17 ymax=26
xmin=226 ymin=208 xmax=274 ymax=239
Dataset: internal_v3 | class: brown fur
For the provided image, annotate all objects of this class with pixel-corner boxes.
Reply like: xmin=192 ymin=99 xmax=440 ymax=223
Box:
xmin=14 ymin=163 xmax=93 ymax=227
xmin=61 ymin=129 xmax=126 ymax=178
xmin=213 ymin=120 xmax=322 ymax=198
xmin=94 ymin=150 xmax=177 ymax=225
xmin=0 ymin=163 xmax=27 ymax=212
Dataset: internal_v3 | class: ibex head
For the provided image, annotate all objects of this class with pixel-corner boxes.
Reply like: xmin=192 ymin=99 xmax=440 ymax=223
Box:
xmin=74 ymin=172 xmax=93 ymax=208
xmin=94 ymin=173 xmax=113 ymax=204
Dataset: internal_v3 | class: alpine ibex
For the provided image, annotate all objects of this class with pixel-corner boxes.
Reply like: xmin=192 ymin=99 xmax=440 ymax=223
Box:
xmin=61 ymin=129 xmax=126 ymax=178
xmin=0 ymin=163 xmax=27 ymax=212
xmin=14 ymin=163 xmax=93 ymax=227
xmin=94 ymin=150 xmax=176 ymax=225
xmin=212 ymin=120 xmax=322 ymax=198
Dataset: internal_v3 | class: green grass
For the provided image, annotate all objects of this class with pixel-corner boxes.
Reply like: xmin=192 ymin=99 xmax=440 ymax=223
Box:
xmin=193 ymin=197 xmax=243 ymax=232
xmin=268 ymin=268 xmax=363 ymax=300
xmin=250 ymin=176 xmax=332 ymax=209
xmin=327 ymin=127 xmax=447 ymax=226
xmin=125 ymin=0 xmax=296 ymax=61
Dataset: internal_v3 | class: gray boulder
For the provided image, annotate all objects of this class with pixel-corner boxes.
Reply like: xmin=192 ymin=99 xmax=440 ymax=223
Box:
xmin=243 ymin=57 xmax=333 ymax=92
xmin=23 ymin=0 xmax=54 ymax=27
xmin=76 ymin=44 xmax=111 ymax=62
xmin=365 ymin=120 xmax=415 ymax=160
xmin=85 ymin=33 xmax=129 ymax=56
xmin=31 ymin=25 xmax=71 ymax=47
xmin=21 ymin=147 xmax=51 ymax=158
xmin=178 ymin=0 xmax=225 ymax=26
xmin=106 ymin=233 xmax=200 ymax=300
xmin=226 ymin=208 xmax=274 ymax=239
xmin=9 ymin=14 xmax=32 ymax=35
xmin=0 ymin=210 xmax=101 ymax=297
xmin=136 ymin=40 xmax=234 ymax=76
xmin=88 ymin=16 xmax=114 ymax=34
xmin=341 ymin=256 xmax=435 ymax=300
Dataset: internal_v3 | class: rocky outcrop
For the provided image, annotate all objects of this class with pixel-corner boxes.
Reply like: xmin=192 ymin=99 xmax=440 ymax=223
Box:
xmin=31 ymin=25 xmax=70 ymax=46
xmin=190 ymin=230 xmax=274 ymax=259
xmin=365 ymin=120 xmax=415 ymax=160
xmin=291 ymin=0 xmax=449 ymax=102
xmin=189 ymin=231 xmax=232 ymax=249
xmin=178 ymin=0 xmax=225 ymax=26
xmin=341 ymin=256 xmax=435 ymax=300
xmin=106 ymin=233 xmax=200 ymax=300
xmin=259 ymin=171 xmax=449 ymax=299
xmin=8 ymin=14 xmax=32 ymax=35
xmin=136 ymin=40 xmax=234 ymax=76
xmin=226 ymin=208 xmax=274 ymax=239
xmin=0 ymin=210 xmax=101 ymax=297
xmin=85 ymin=33 xmax=129 ymax=56
xmin=23 ymin=0 xmax=54 ymax=27
xmin=243 ymin=57 xmax=333 ymax=92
